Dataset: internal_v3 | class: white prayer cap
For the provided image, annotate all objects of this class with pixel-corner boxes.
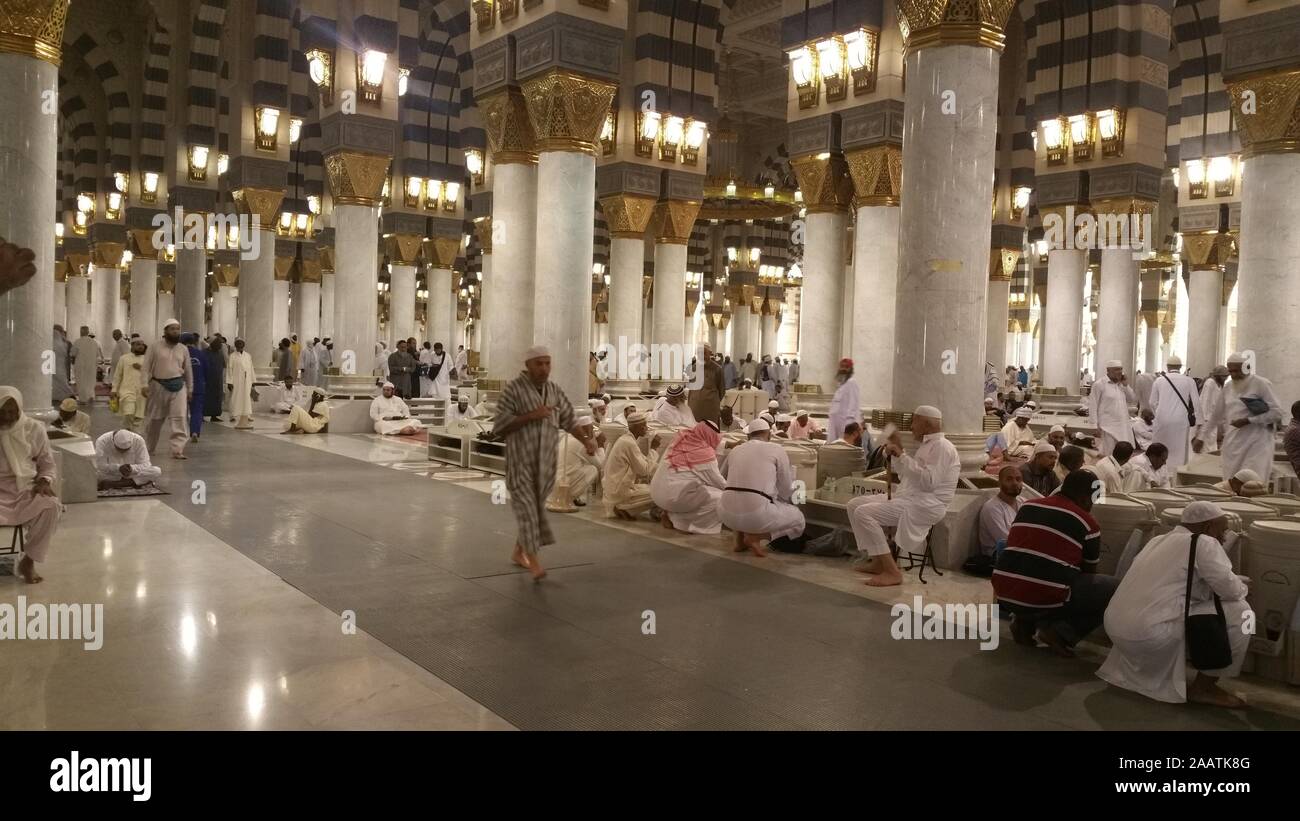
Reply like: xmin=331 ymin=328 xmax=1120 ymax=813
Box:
xmin=1181 ymin=500 xmax=1226 ymax=525
xmin=523 ymin=344 xmax=551 ymax=361
xmin=913 ymin=405 xmax=942 ymax=420
xmin=575 ymin=415 xmax=594 ymax=427
xmin=666 ymin=384 xmax=686 ymax=397
xmin=747 ymin=417 xmax=771 ymax=434
xmin=984 ymin=396 xmax=995 ymax=405
xmin=775 ymin=413 xmax=791 ymax=423
xmin=1227 ymin=352 xmax=1247 ymax=364
xmin=768 ymin=400 xmax=779 ymax=410
xmin=587 ymin=398 xmax=601 ymax=407
xmin=796 ymin=408 xmax=809 ymax=418
xmin=759 ymin=411 xmax=776 ymax=424
xmin=1166 ymin=355 xmax=1182 ymax=367
xmin=1105 ymin=359 xmax=1122 ymax=369
xmin=1233 ymin=468 xmax=1263 ymax=483
xmin=591 ymin=399 xmax=607 ymax=408
xmin=111 ymin=429 xmax=134 ymax=449
xmin=626 ymin=411 xmax=647 ymax=424
xmin=382 ymin=381 xmax=395 ymax=389
xmin=1015 ymin=407 xmax=1033 ymax=419
xmin=1049 ymin=424 xmax=1065 ymax=434
xmin=1026 ymin=400 xmax=1037 ymax=407
xmin=163 ymin=318 xmax=180 ymax=329
xmin=1033 ymin=441 xmax=1057 ymax=456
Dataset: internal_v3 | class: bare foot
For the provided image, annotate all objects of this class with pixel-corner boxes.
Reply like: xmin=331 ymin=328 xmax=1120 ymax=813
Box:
xmin=733 ymin=531 xmax=748 ymax=552
xmin=17 ymin=556 xmax=42 ymax=584
xmin=1035 ymin=625 xmax=1076 ymax=658
xmin=511 ymin=545 xmax=530 ymax=569
xmin=1188 ymin=677 xmax=1247 ymax=709
xmin=744 ymin=533 xmax=766 ymax=557
xmin=529 ymin=556 xmax=547 ymax=581
xmin=660 ymin=510 xmax=675 ymax=530
xmin=865 ymin=572 xmax=902 ymax=587
xmin=172 ymin=452 xmax=188 ymax=460
xmin=854 ymin=557 xmax=883 ymax=574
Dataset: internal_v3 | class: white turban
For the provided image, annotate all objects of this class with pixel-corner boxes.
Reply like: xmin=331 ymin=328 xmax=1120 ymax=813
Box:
xmin=984 ymin=397 xmax=995 ymax=405
xmin=914 ymin=405 xmax=942 ymax=420
xmin=382 ymin=381 xmax=395 ymax=389
xmin=1015 ymin=407 xmax=1033 ymax=419
xmin=163 ymin=318 xmax=180 ymax=330
xmin=523 ymin=345 xmax=551 ymax=361
xmin=1105 ymin=359 xmax=1122 ymax=368
xmin=768 ymin=400 xmax=779 ymax=410
xmin=626 ymin=411 xmax=647 ymax=424
xmin=775 ymin=413 xmax=791 ymax=423
xmin=1049 ymin=424 xmax=1065 ymax=434
xmin=1181 ymin=500 xmax=1226 ymax=525
xmin=575 ymin=415 xmax=594 ymax=427
xmin=112 ymin=429 xmax=134 ymax=449
xmin=747 ymin=417 xmax=771 ymax=434
xmin=1227 ymin=352 xmax=1247 ymax=364
xmin=1233 ymin=469 xmax=1263 ymax=483
xmin=1033 ymin=441 xmax=1057 ymax=456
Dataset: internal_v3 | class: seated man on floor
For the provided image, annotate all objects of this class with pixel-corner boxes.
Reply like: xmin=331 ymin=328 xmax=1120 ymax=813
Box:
xmin=772 ymin=413 xmax=793 ymax=438
xmin=998 ymin=406 xmax=1038 ymax=460
xmin=1043 ymin=424 xmax=1067 ymax=451
xmin=446 ymin=394 xmax=479 ymax=424
xmin=370 ymin=382 xmax=424 ymax=436
xmin=719 ymin=417 xmax=805 ymax=556
xmin=1054 ymin=444 xmax=1087 ymax=483
xmin=847 ymin=405 xmax=960 ymax=587
xmin=588 ymin=398 xmax=608 ymax=425
xmin=273 ymin=374 xmax=311 ymax=414
xmin=978 ymin=464 xmax=1023 ymax=559
xmin=556 ymin=415 xmax=605 ymax=506
xmin=1127 ymin=441 xmax=1172 ymax=489
xmin=603 ymin=411 xmax=662 ymax=519
xmin=654 ymin=384 xmax=696 ymax=428
xmin=651 ymin=420 xmax=726 ymax=534
xmin=282 ymin=388 xmax=329 ymax=434
xmin=718 ymin=404 xmax=745 ymax=433
xmin=1096 ymin=501 xmax=1251 ymax=708
xmin=787 ymin=409 xmax=824 ymax=440
xmin=822 ymin=421 xmax=870 ymax=473
xmin=1212 ymin=468 xmax=1268 ymax=497
xmin=992 ymin=470 xmax=1117 ymax=657
xmin=52 ymin=397 xmax=92 ymax=435
xmin=93 ymin=428 xmax=162 ymax=489
xmin=1020 ymin=441 xmax=1060 ymax=496
xmin=1089 ymin=440 xmax=1136 ymax=496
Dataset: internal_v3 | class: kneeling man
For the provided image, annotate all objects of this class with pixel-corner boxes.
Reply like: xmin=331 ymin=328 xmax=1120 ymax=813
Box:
xmin=94 ymin=429 xmax=162 ymax=488
xmin=718 ymin=417 xmax=805 ymax=556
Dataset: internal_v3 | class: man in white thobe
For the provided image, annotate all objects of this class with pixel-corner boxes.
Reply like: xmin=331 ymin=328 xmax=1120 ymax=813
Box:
xmin=994 ymin=406 xmax=1038 ymax=460
xmin=1131 ymin=408 xmax=1155 ymax=450
xmin=555 ymin=415 xmax=605 ymax=506
xmin=1194 ymin=353 xmax=1284 ymax=482
xmin=314 ymin=339 xmax=332 ymax=385
xmin=109 ymin=330 xmax=130 ymax=375
xmin=273 ymin=376 xmax=311 ymax=414
xmin=454 ymin=345 xmax=468 ymax=380
xmin=370 ymin=382 xmax=424 ymax=435
xmin=111 ymin=338 xmax=148 ymax=432
xmin=1088 ymin=360 xmax=1136 ymax=457
xmin=1126 ymin=442 xmax=1172 ymax=489
xmin=1134 ymin=370 xmax=1157 ymax=413
xmin=1197 ymin=365 xmax=1229 ymax=450
xmin=425 ymin=342 xmax=451 ymax=400
xmin=848 ymin=405 xmax=960 ymax=587
xmin=227 ymin=338 xmax=256 ymax=429
xmin=719 ymin=417 xmax=805 ymax=555
xmin=1149 ymin=355 xmax=1201 ymax=468
xmin=446 ymin=395 xmax=479 ymax=424
xmin=71 ymin=326 xmax=100 ymax=404
xmin=650 ymin=420 xmax=727 ymax=534
xmin=827 ymin=357 xmax=862 ymax=444
xmin=94 ymin=429 xmax=163 ymax=489
xmin=1089 ymin=441 xmax=1137 ymax=496
xmin=1097 ymin=502 xmax=1251 ymax=708
xmin=299 ymin=341 xmax=320 ymax=387
xmin=654 ymin=385 xmax=696 ymax=428
xmin=604 ymin=412 xmax=662 ymax=519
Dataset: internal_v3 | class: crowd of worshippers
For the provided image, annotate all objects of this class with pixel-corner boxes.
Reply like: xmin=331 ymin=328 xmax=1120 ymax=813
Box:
xmin=371 ymin=338 xmax=469 ymax=400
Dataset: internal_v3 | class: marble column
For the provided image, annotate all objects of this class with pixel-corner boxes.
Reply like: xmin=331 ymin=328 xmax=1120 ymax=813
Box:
xmin=235 ymin=230 xmax=276 ymax=367
xmin=986 ymin=275 xmax=1010 ymax=373
xmin=887 ymin=30 xmax=1005 ymax=432
xmin=389 ymin=264 xmax=416 ymax=344
xmin=129 ymin=257 xmax=158 ymax=338
xmin=0 ymin=11 xmax=63 ymax=409
xmin=1183 ymin=266 xmax=1221 ymax=376
xmin=729 ymin=307 xmax=750 ymax=360
xmin=650 ymin=201 xmax=698 ymax=372
xmin=1041 ymin=249 xmax=1086 ymax=391
xmin=156 ymin=290 xmax=174 ymax=331
xmin=794 ymin=207 xmax=848 ymax=393
xmin=1143 ymin=317 xmax=1162 ymax=372
xmin=599 ymin=193 xmax=655 ymax=384
xmin=91 ymin=263 xmax=120 ymax=340
xmin=213 ymin=285 xmax=237 ymax=341
xmin=419 ymin=237 xmax=458 ymax=350
xmin=759 ymin=312 xmax=779 ymax=358
xmin=488 ymin=163 xmax=537 ymax=378
xmin=173 ymin=246 xmax=206 ymax=336
xmin=65 ymin=275 xmax=89 ymax=336
xmin=333 ymin=204 xmax=380 ymax=378
xmin=272 ymin=272 xmax=290 ymax=347
xmin=845 ymin=171 xmax=899 ymax=406
xmin=52 ymin=275 xmax=66 ymax=330
xmin=320 ymin=272 xmax=335 ymax=339
xmin=295 ymin=281 xmax=320 ymax=341
xmin=1097 ymin=250 xmax=1139 ymax=376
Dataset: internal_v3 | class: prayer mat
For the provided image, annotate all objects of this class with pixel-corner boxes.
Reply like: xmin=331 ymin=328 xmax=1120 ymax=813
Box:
xmin=97 ymin=484 xmax=170 ymax=499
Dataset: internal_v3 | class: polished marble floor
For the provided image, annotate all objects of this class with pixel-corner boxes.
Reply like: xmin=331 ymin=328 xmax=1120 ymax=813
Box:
xmin=4 ymin=405 xmax=1299 ymax=730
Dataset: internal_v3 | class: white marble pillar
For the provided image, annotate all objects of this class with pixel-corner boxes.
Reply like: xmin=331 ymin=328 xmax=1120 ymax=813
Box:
xmin=730 ymin=307 xmax=753 ymax=361
xmin=428 ymin=267 xmax=453 ymax=347
xmin=840 ymin=261 xmax=855 ymax=358
xmin=157 ymin=291 xmax=174 ymax=330
xmin=1097 ymin=250 xmax=1139 ymax=376
xmin=986 ymin=276 xmax=1010 ymax=374
xmin=332 ymin=204 xmax=379 ymax=377
xmin=67 ymin=277 xmax=90 ymax=335
xmin=272 ymin=279 xmax=289 ymax=346
xmin=533 ymin=151 xmax=594 ymax=402
xmin=295 ymin=281 xmax=320 ymax=341
xmin=851 ymin=205 xmax=898 ymax=407
xmin=321 ymin=272 xmax=335 ymax=338
xmin=389 ymin=264 xmax=416 ymax=343
xmin=651 ymin=241 xmax=687 ymax=363
xmin=801 ymin=211 xmax=848 ymax=391
xmin=891 ymin=44 xmax=998 ymax=432
xmin=759 ymin=311 xmax=779 ymax=359
xmin=0 ymin=51 xmax=57 ymax=408
xmin=1144 ymin=321 xmax=1162 ymax=372
xmin=1187 ymin=266 xmax=1223 ymax=376
xmin=91 ymin=264 xmax=120 ymax=340
xmin=1017 ymin=330 xmax=1032 ymax=368
xmin=52 ymin=278 xmax=66 ymax=331
xmin=213 ymin=284 xmax=237 ymax=341
xmin=1041 ymin=249 xmax=1086 ymax=391
xmin=488 ymin=162 xmax=537 ymax=378
xmin=609 ymin=235 xmax=643 ymax=364
xmin=175 ymin=247 xmax=206 ymax=336
xmin=240 ymin=231 xmax=276 ymax=368
xmin=129 ymin=258 xmax=158 ymax=338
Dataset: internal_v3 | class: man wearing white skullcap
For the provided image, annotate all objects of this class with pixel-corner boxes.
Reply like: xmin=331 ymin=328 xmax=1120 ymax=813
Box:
xmin=719 ymin=414 xmax=805 ymax=556
xmin=370 ymin=382 xmax=424 ymax=435
xmin=1098 ymin=500 xmax=1252 ymax=708
xmin=555 ymin=414 xmax=606 ymax=507
xmin=94 ymin=428 xmax=162 ymax=489
xmin=1195 ymin=352 xmax=1284 ymax=483
xmin=1088 ymin=359 xmax=1136 ymax=458
xmin=1018 ymin=440 xmax=1061 ymax=496
xmin=846 ymin=404 xmax=959 ymax=586
xmin=495 ymin=346 xmax=599 ymax=579
xmin=654 ymin=384 xmax=696 ymax=429
xmin=1212 ymin=468 xmax=1268 ymax=497
xmin=1148 ymin=352 xmax=1201 ymax=468
xmin=993 ymin=405 xmax=1038 ymax=460
xmin=141 ymin=316 xmax=194 ymax=459
xmin=603 ymin=410 xmax=662 ymax=521
xmin=787 ymin=408 xmax=823 ymax=440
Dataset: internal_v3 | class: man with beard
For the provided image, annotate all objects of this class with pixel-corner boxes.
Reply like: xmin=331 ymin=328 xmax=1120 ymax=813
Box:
xmin=142 ymin=319 xmax=194 ymax=459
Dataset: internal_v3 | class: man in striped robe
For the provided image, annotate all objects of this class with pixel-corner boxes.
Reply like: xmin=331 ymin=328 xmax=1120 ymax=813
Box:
xmin=494 ymin=346 xmax=598 ymax=580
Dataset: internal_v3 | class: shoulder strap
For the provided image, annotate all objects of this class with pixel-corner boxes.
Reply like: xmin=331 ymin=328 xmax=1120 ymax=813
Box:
xmin=1183 ymin=532 xmax=1199 ymax=622
xmin=1161 ymin=372 xmax=1192 ymax=413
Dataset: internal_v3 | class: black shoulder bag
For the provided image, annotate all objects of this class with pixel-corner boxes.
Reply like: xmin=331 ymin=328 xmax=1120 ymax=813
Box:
xmin=1161 ymin=373 xmax=1196 ymax=428
xmin=1183 ymin=533 xmax=1233 ymax=670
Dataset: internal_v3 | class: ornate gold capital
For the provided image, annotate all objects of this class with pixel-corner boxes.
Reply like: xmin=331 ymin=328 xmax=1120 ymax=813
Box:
xmin=1091 ymin=197 xmax=1157 ymax=245
xmin=845 ymin=144 xmax=902 ymax=208
xmin=299 ymin=259 xmax=322 ymax=284
xmin=897 ymin=0 xmax=1015 ymax=51
xmin=64 ymin=251 xmax=89 ymax=275
xmin=989 ymin=247 xmax=1020 ymax=282
xmin=213 ymin=263 xmax=239 ymax=288
xmin=324 ymin=151 xmax=392 ymax=207
xmin=600 ymin=193 xmax=657 ymax=238
xmin=157 ymin=272 xmax=176 ymax=294
xmin=472 ymin=217 xmax=493 ymax=254
xmin=1228 ymin=69 xmax=1300 ymax=157
xmin=479 ymin=86 xmax=539 ymax=165
xmin=91 ymin=241 xmax=125 ymax=268
xmin=274 ymin=255 xmax=294 ymax=282
xmin=319 ymin=245 xmax=335 ymax=273
xmin=53 ymin=259 xmax=67 ymax=281
xmin=790 ymin=153 xmax=853 ymax=214
xmin=521 ymin=69 xmax=618 ymax=155
xmin=648 ymin=199 xmax=701 ymax=245
xmin=385 ymin=233 xmax=423 ymax=265
xmin=0 ymin=0 xmax=69 ymax=65
xmin=1181 ymin=232 xmax=1235 ymax=271
xmin=422 ymin=236 xmax=461 ymax=269
xmin=128 ymin=229 xmax=161 ymax=259
xmin=232 ymin=188 xmax=285 ymax=226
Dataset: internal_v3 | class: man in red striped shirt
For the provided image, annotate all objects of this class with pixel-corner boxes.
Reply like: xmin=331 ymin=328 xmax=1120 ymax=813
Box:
xmin=992 ymin=470 xmax=1119 ymax=657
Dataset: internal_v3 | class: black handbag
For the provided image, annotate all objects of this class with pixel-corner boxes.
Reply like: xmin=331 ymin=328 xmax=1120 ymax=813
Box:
xmin=1161 ymin=373 xmax=1196 ymax=428
xmin=1183 ymin=534 xmax=1233 ymax=670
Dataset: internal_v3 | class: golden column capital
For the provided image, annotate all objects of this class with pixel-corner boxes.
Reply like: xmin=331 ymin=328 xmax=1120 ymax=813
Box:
xmin=157 ymin=272 xmax=176 ymax=294
xmin=232 ymin=188 xmax=285 ymax=227
xmin=297 ymin=259 xmax=322 ymax=284
xmin=319 ymin=246 xmax=335 ymax=273
xmin=599 ymin=193 xmax=657 ymax=238
xmin=324 ymin=151 xmax=392 ymax=207
xmin=0 ymin=0 xmax=69 ymax=65
xmin=989 ymin=247 xmax=1020 ymax=282
xmin=1181 ymin=232 xmax=1235 ymax=271
xmin=845 ymin=144 xmax=902 ymax=208
xmin=273 ymin=255 xmax=294 ymax=282
xmin=128 ymin=229 xmax=161 ymax=259
xmin=91 ymin=241 xmax=125 ymax=268
xmin=53 ymin=259 xmax=67 ymax=281
xmin=213 ymin=263 xmax=239 ymax=288
xmin=1228 ymin=68 xmax=1300 ymax=157
xmin=897 ymin=0 xmax=1016 ymax=52
xmin=790 ymin=152 xmax=853 ymax=214
xmin=422 ymin=236 xmax=461 ymax=269
xmin=648 ymin=199 xmax=701 ymax=245
xmin=520 ymin=69 xmax=618 ymax=155
xmin=472 ymin=217 xmax=493 ymax=254
xmin=384 ymin=233 xmax=423 ymax=265
xmin=479 ymin=86 xmax=539 ymax=165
